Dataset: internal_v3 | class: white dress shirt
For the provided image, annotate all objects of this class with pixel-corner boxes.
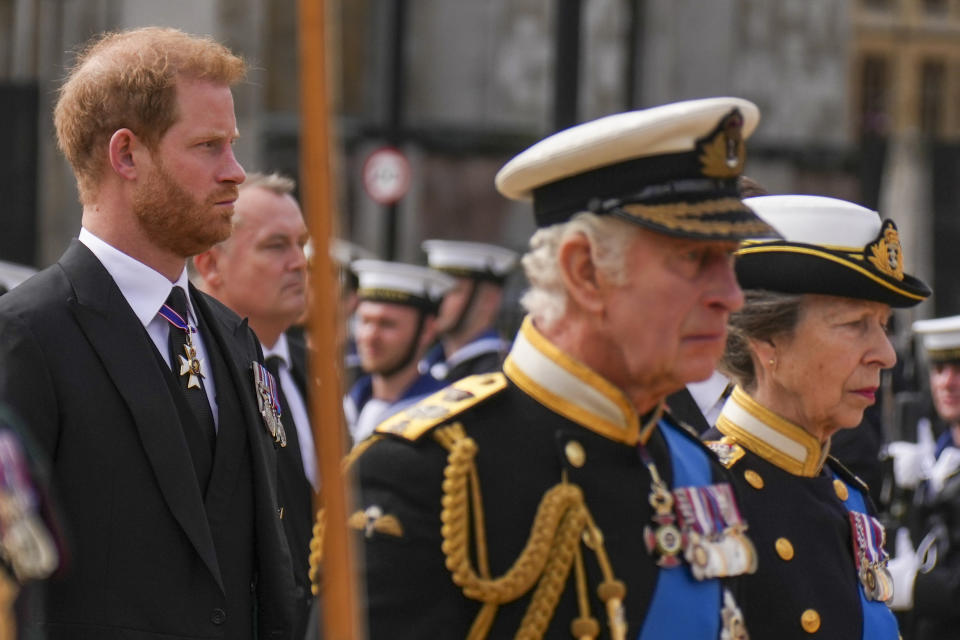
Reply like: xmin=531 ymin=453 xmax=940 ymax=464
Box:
xmin=78 ymin=228 xmax=219 ymax=427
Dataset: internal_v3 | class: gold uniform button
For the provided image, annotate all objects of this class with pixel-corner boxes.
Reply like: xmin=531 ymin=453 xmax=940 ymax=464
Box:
xmin=744 ymin=469 xmax=764 ymax=489
xmin=801 ymin=609 xmax=821 ymax=633
xmin=565 ymin=441 xmax=586 ymax=468
xmin=775 ymin=537 xmax=794 ymax=561
xmin=833 ymin=479 xmax=849 ymax=501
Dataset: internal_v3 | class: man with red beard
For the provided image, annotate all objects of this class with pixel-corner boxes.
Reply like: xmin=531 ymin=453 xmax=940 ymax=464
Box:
xmin=194 ymin=171 xmax=315 ymax=639
xmin=0 ymin=28 xmax=295 ymax=640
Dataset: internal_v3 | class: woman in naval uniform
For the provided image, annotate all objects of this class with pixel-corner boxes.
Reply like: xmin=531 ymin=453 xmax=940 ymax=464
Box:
xmin=703 ymin=195 xmax=930 ymax=639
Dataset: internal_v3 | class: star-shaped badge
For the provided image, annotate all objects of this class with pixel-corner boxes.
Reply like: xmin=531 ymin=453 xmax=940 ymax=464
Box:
xmin=178 ymin=344 xmax=205 ymax=389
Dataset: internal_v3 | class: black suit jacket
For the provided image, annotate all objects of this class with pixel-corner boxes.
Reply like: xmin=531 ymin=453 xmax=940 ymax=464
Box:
xmin=0 ymin=241 xmax=295 ymax=639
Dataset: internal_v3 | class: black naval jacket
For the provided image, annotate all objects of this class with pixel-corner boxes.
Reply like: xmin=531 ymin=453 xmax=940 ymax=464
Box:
xmin=703 ymin=386 xmax=899 ymax=640
xmin=347 ymin=317 xmax=754 ymax=639
xmin=0 ymin=241 xmax=295 ymax=639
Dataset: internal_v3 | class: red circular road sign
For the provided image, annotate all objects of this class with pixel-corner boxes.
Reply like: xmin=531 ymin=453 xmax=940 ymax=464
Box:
xmin=362 ymin=147 xmax=411 ymax=205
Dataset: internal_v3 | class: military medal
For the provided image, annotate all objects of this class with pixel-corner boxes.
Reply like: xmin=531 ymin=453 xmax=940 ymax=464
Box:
xmin=849 ymin=510 xmax=893 ymax=602
xmin=159 ymin=301 xmax=205 ymax=389
xmin=673 ymin=484 xmax=757 ymax=580
xmin=251 ymin=362 xmax=287 ymax=447
xmin=0 ymin=431 xmax=58 ymax=581
xmin=639 ymin=450 xmax=683 ymax=567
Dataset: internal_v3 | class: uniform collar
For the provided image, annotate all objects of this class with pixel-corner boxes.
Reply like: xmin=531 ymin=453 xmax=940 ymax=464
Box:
xmin=716 ymin=385 xmax=830 ymax=477
xmin=503 ymin=316 xmax=660 ymax=445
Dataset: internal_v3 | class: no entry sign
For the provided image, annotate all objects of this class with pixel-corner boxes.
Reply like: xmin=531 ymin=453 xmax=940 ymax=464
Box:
xmin=362 ymin=147 xmax=411 ymax=205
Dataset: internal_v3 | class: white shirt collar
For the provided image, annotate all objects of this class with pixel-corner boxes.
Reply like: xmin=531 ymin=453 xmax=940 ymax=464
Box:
xmin=78 ymin=227 xmax=192 ymax=327
xmin=262 ymin=332 xmax=291 ymax=369
xmin=687 ymin=370 xmax=730 ymax=416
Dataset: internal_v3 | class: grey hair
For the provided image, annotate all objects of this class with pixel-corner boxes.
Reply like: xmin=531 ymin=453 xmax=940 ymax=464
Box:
xmin=721 ymin=289 xmax=804 ymax=391
xmin=239 ymin=171 xmax=296 ymax=196
xmin=520 ymin=212 xmax=638 ymax=330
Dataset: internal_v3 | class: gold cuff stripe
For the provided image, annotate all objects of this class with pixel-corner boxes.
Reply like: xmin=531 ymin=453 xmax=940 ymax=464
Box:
xmin=735 ymin=245 xmax=927 ymax=301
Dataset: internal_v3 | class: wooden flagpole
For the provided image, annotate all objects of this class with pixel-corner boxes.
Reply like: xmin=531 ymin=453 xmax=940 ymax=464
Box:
xmin=297 ymin=1 xmax=363 ymax=638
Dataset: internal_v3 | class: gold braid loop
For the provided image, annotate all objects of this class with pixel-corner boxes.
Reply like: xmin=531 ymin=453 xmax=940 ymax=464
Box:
xmin=434 ymin=423 xmax=626 ymax=640
xmin=308 ymin=508 xmax=326 ymax=596
xmin=516 ymin=505 xmax=588 ymax=640
xmin=436 ymin=423 xmax=583 ymax=603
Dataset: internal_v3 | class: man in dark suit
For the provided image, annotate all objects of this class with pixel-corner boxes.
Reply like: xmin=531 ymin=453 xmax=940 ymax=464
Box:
xmin=0 ymin=28 xmax=295 ymax=639
xmin=194 ymin=171 xmax=315 ymax=639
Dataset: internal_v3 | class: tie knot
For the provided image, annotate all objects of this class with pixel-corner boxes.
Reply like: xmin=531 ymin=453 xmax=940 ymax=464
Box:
xmin=165 ymin=286 xmax=190 ymax=319
xmin=265 ymin=355 xmax=284 ymax=379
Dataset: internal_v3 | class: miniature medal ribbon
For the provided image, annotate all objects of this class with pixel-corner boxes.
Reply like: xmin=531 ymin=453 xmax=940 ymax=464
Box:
xmin=849 ymin=510 xmax=893 ymax=602
xmin=158 ymin=303 xmax=197 ymax=335
xmin=673 ymin=483 xmax=757 ymax=580
xmin=251 ymin=362 xmax=287 ymax=448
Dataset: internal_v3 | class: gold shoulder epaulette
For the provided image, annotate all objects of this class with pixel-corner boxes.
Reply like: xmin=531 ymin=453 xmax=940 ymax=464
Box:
xmin=375 ymin=373 xmax=508 ymax=441
xmin=704 ymin=436 xmax=746 ymax=469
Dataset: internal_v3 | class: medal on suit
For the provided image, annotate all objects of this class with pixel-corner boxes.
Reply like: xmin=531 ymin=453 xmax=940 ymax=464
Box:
xmin=251 ymin=362 xmax=287 ymax=448
xmin=159 ymin=301 xmax=205 ymax=389
xmin=177 ymin=336 xmax=205 ymax=390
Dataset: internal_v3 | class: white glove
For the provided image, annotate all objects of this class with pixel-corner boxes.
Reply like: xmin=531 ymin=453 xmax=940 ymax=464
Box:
xmin=888 ymin=527 xmax=918 ymax=610
xmin=887 ymin=418 xmax=936 ymax=489
xmin=930 ymin=446 xmax=960 ymax=494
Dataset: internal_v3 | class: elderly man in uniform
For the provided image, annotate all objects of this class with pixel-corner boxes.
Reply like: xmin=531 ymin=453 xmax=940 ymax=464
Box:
xmin=324 ymin=98 xmax=778 ymax=638
xmin=344 ymin=260 xmax=453 ymax=444
xmin=193 ymin=171 xmax=315 ymax=640
xmin=0 ymin=28 xmax=295 ymax=639
xmin=419 ymin=240 xmax=518 ymax=383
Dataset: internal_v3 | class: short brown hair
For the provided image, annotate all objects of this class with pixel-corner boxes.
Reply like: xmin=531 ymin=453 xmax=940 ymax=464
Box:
xmin=54 ymin=27 xmax=246 ymax=203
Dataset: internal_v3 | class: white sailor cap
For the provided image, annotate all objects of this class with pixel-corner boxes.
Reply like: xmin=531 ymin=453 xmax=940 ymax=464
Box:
xmin=421 ymin=240 xmax=518 ymax=282
xmin=494 ymin=97 xmax=777 ymax=240
xmin=913 ymin=316 xmax=960 ymax=363
xmin=735 ymin=195 xmax=930 ymax=308
xmin=352 ymin=259 xmax=454 ymax=312
xmin=330 ymin=238 xmax=377 ymax=267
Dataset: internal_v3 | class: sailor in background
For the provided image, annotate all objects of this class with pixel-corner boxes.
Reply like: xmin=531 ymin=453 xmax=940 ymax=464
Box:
xmin=704 ymin=195 xmax=930 ymax=639
xmin=419 ymin=240 xmax=518 ymax=383
xmin=329 ymin=239 xmax=377 ymax=388
xmin=319 ymin=97 xmax=778 ymax=639
xmin=343 ymin=260 xmax=453 ymax=444
xmin=887 ymin=315 xmax=960 ymax=640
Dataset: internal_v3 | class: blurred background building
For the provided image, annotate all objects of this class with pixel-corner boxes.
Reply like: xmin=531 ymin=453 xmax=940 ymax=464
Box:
xmin=3 ymin=0 xmax=960 ymax=323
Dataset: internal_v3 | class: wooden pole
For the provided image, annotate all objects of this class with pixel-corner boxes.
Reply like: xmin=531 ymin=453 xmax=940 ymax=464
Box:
xmin=297 ymin=1 xmax=363 ymax=638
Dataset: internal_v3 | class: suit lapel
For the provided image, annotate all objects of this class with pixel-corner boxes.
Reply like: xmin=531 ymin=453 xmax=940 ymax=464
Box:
xmin=61 ymin=242 xmax=223 ymax=590
xmin=190 ymin=287 xmax=281 ymax=501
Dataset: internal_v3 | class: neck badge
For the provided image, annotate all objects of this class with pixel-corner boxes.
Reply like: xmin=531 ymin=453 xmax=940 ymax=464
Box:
xmin=159 ymin=303 xmax=205 ymax=389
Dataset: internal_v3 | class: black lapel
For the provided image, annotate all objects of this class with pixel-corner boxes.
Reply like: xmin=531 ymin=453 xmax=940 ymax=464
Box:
xmin=665 ymin=386 xmax=711 ymax=435
xmin=61 ymin=241 xmax=222 ymax=588
xmin=189 ymin=287 xmax=280 ymax=494
xmin=286 ymin=332 xmax=310 ymax=406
